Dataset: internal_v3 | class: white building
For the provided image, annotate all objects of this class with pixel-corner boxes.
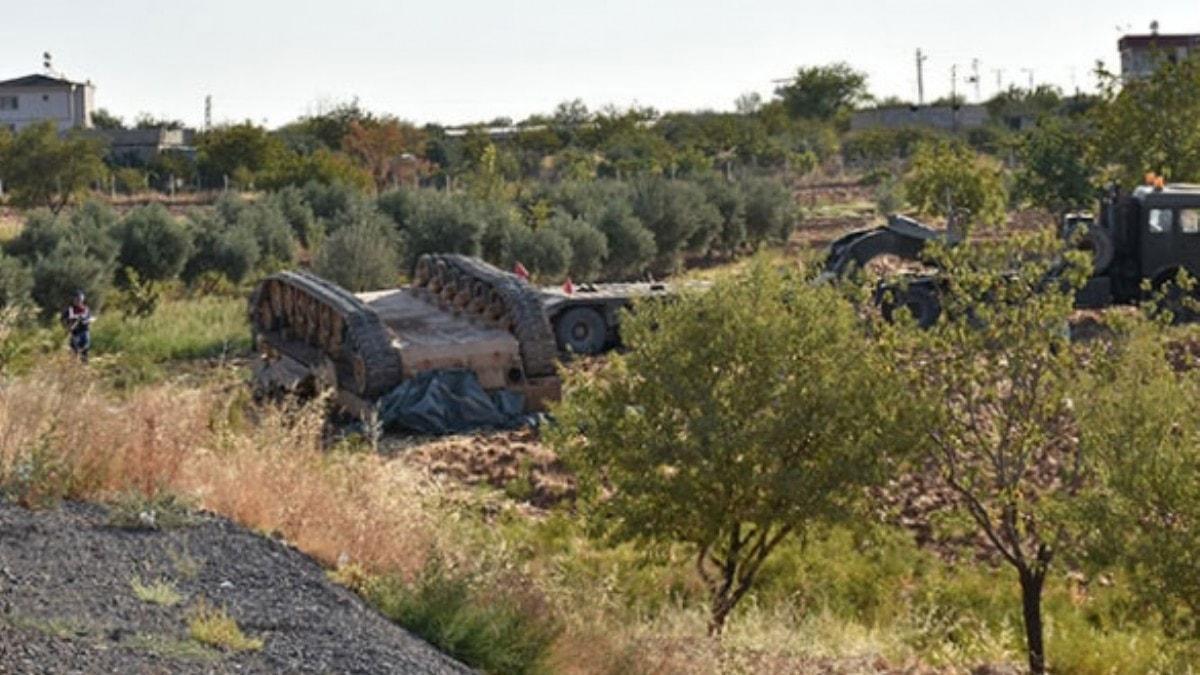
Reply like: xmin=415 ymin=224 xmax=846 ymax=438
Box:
xmin=0 ymin=73 xmax=95 ymax=133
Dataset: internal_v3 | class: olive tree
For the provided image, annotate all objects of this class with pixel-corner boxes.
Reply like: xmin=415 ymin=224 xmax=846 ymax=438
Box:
xmin=549 ymin=259 xmax=906 ymax=635
xmin=889 ymin=233 xmax=1092 ymax=674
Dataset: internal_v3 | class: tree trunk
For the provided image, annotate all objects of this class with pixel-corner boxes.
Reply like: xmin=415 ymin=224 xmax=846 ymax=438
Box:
xmin=1019 ymin=568 xmax=1046 ymax=674
xmin=707 ymin=591 xmax=734 ymax=637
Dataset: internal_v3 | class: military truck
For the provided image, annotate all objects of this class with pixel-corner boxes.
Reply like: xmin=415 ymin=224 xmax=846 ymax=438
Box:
xmin=248 ymin=253 xmax=677 ymax=416
xmin=824 ymin=182 xmax=1200 ymax=325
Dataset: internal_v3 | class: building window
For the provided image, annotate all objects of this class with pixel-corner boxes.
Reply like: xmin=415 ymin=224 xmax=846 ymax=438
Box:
xmin=0 ymin=96 xmax=17 ymax=111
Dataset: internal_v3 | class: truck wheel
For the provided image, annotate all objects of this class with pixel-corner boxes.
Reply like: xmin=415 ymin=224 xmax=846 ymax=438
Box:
xmin=1085 ymin=228 xmax=1114 ymax=274
xmin=555 ymin=307 xmax=608 ymax=355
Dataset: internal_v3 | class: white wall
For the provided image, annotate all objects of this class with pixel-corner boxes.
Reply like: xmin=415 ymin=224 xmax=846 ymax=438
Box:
xmin=0 ymin=84 xmax=95 ymax=132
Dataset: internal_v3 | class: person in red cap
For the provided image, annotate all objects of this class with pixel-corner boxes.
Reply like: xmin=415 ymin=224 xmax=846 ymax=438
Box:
xmin=512 ymin=261 xmax=530 ymax=281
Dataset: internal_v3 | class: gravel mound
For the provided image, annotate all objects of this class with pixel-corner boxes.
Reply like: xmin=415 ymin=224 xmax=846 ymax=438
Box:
xmin=0 ymin=500 xmax=472 ymax=674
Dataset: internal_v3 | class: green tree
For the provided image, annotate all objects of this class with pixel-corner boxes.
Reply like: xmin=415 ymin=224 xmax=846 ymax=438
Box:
xmin=631 ymin=178 xmax=721 ymax=272
xmin=1016 ymin=117 xmax=1096 ymax=214
xmin=741 ymin=177 xmax=797 ymax=249
xmin=0 ymin=122 xmax=107 ymax=213
xmin=91 ymin=108 xmax=125 ymax=130
xmin=774 ymin=63 xmax=869 ymax=121
xmin=113 ymin=205 xmax=193 ymax=282
xmin=889 ymin=233 xmax=1092 ymax=674
xmin=196 ymin=122 xmax=286 ymax=188
xmin=313 ymin=217 xmax=401 ymax=291
xmin=548 ymin=212 xmax=608 ymax=281
xmin=30 ymin=242 xmax=112 ymax=317
xmin=1091 ymin=56 xmax=1200 ymax=185
xmin=903 ymin=140 xmax=1007 ymax=229
xmin=1076 ymin=323 xmax=1200 ymax=637
xmin=184 ymin=212 xmax=261 ymax=284
xmin=549 ymin=260 xmax=904 ymax=635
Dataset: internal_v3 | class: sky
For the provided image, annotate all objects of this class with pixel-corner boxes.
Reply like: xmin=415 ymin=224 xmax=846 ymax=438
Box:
xmin=1 ymin=1 xmax=1197 ymax=129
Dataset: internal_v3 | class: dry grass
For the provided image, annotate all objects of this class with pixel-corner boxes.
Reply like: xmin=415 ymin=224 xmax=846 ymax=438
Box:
xmin=131 ymin=577 xmax=184 ymax=606
xmin=0 ymin=361 xmax=435 ymax=579
xmin=0 ymin=211 xmax=21 ymax=243
xmin=187 ymin=599 xmax=263 ymax=652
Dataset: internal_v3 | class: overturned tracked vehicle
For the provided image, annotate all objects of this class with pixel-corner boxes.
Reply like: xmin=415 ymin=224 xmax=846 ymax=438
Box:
xmin=248 ymin=254 xmax=673 ymax=416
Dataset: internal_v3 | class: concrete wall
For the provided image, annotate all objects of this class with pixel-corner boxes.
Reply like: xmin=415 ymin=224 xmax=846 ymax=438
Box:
xmin=0 ymin=83 xmax=95 ymax=132
xmin=850 ymin=104 xmax=988 ymax=132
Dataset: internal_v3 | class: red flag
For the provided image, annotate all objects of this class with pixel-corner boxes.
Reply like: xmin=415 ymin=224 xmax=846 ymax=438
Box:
xmin=512 ymin=262 xmax=530 ymax=281
xmin=562 ymin=277 xmax=575 ymax=295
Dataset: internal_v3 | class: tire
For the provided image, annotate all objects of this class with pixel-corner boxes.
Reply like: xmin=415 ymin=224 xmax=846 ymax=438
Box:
xmin=881 ymin=285 xmax=941 ymax=329
xmin=1084 ymin=228 xmax=1114 ymax=274
xmin=554 ymin=307 xmax=608 ymax=355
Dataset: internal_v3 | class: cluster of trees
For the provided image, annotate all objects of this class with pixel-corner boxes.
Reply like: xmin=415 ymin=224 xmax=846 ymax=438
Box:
xmin=0 ymin=174 xmax=796 ymax=316
xmin=552 ymin=240 xmax=1200 ymax=673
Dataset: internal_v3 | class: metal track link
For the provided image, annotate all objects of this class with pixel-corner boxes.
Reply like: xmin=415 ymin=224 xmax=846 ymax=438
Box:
xmin=412 ymin=254 xmax=558 ymax=377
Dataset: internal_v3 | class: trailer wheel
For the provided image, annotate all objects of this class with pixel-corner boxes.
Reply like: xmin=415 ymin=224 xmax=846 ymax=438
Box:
xmin=880 ymin=285 xmax=941 ymax=328
xmin=555 ymin=307 xmax=608 ymax=355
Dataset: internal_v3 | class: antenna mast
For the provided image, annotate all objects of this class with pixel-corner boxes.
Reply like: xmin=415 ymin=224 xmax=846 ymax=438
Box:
xmin=915 ymin=48 xmax=928 ymax=105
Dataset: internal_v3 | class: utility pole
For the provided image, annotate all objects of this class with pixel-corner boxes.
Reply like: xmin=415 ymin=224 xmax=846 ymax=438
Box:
xmin=970 ymin=58 xmax=982 ymax=101
xmin=993 ymin=68 xmax=1005 ymax=93
xmin=1022 ymin=68 xmax=1034 ymax=90
xmin=950 ymin=65 xmax=960 ymax=131
xmin=916 ymin=48 xmax=928 ymax=105
xmin=204 ymin=95 xmax=212 ymax=131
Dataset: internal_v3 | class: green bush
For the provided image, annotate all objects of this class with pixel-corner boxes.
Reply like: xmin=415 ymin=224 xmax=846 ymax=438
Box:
xmin=393 ymin=190 xmax=484 ymax=269
xmin=30 ymin=242 xmax=112 ymax=317
xmin=0 ymin=253 xmax=33 ymax=309
xmin=313 ymin=218 xmax=401 ymax=291
xmin=364 ymin=561 xmax=560 ymax=675
xmin=631 ymin=177 xmax=720 ymax=271
xmin=507 ymin=225 xmax=571 ymax=281
xmin=548 ymin=212 xmax=607 ymax=282
xmin=700 ymin=177 xmax=747 ymax=256
xmin=114 ymin=204 xmax=193 ymax=282
xmin=271 ymin=186 xmax=322 ymax=248
xmin=5 ymin=203 xmax=118 ymax=266
xmin=742 ymin=177 xmax=797 ymax=248
xmin=593 ymin=202 xmax=655 ymax=279
xmin=184 ymin=212 xmax=261 ymax=284
xmin=236 ymin=201 xmax=295 ymax=267
xmin=903 ymin=140 xmax=1008 ymax=229
xmin=302 ymin=180 xmax=361 ymax=221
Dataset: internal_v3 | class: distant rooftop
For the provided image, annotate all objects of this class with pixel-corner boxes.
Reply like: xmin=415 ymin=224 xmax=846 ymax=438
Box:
xmin=0 ymin=73 xmax=89 ymax=88
xmin=1118 ymin=33 xmax=1200 ymax=50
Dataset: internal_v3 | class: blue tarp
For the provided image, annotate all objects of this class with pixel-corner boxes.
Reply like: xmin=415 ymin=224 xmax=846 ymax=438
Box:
xmin=375 ymin=369 xmax=531 ymax=435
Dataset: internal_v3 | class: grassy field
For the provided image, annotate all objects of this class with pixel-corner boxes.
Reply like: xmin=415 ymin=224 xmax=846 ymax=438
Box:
xmin=91 ymin=296 xmax=250 ymax=364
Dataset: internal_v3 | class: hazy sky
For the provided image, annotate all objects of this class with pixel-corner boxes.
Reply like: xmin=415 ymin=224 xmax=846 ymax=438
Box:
xmin=2 ymin=1 xmax=1196 ymax=128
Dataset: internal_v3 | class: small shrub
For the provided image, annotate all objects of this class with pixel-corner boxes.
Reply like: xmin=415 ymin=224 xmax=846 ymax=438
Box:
xmin=365 ymin=560 xmax=560 ymax=675
xmin=302 ymin=180 xmax=361 ymax=221
xmin=394 ymin=190 xmax=485 ymax=269
xmin=0 ymin=253 xmax=33 ymax=309
xmin=187 ymin=600 xmax=263 ymax=652
xmin=631 ymin=177 xmax=720 ymax=271
xmin=131 ymin=577 xmax=184 ymax=606
xmin=108 ymin=492 xmax=194 ymax=530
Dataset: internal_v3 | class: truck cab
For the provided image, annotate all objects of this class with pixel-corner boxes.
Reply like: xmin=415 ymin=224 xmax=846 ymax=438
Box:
xmin=1079 ymin=183 xmax=1200 ymax=307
